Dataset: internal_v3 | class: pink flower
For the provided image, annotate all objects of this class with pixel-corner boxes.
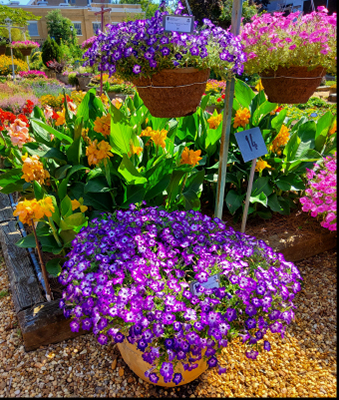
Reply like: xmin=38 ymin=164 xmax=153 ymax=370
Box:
xmin=317 ymin=6 xmax=328 ymax=13
xmin=289 ymin=44 xmax=297 ymax=50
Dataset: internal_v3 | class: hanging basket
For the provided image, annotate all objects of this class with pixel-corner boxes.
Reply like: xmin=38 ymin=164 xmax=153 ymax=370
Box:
xmin=19 ymin=48 xmax=33 ymax=57
xmin=0 ymin=45 xmax=6 ymax=55
xmin=260 ymin=66 xmax=326 ymax=104
xmin=132 ymin=67 xmax=210 ymax=118
xmin=117 ymin=340 xmax=208 ymax=387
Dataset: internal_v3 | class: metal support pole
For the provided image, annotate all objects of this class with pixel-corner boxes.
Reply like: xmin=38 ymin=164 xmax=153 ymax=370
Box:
xmin=214 ymin=0 xmax=243 ymax=219
xmin=23 ymin=31 xmax=30 ymax=70
xmin=240 ymin=158 xmax=256 ymax=233
xmin=8 ymin=27 xmax=15 ymax=81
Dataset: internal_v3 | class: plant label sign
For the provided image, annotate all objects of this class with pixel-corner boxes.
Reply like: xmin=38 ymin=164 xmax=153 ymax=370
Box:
xmin=163 ymin=15 xmax=195 ymax=33
xmin=235 ymin=127 xmax=267 ymax=163
xmin=190 ymin=274 xmax=220 ymax=296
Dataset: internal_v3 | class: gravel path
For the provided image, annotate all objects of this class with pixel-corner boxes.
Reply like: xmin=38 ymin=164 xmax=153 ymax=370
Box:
xmin=0 ymin=247 xmax=336 ymax=398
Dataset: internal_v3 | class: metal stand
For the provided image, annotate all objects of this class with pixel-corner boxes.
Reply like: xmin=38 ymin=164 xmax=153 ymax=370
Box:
xmin=240 ymin=158 xmax=256 ymax=233
xmin=214 ymin=0 xmax=243 ymax=220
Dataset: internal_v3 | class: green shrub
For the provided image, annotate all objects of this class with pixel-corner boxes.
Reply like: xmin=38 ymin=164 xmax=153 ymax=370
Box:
xmin=41 ymin=36 xmax=61 ymax=67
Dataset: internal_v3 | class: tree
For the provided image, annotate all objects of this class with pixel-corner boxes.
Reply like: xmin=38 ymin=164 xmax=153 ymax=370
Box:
xmin=45 ymin=9 xmax=75 ymax=46
xmin=41 ymin=36 xmax=61 ymax=67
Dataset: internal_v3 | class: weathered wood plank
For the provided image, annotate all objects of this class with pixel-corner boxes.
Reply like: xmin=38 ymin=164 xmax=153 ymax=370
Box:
xmin=0 ymin=192 xmax=16 ymax=223
xmin=0 ymin=220 xmax=45 ymax=313
xmin=17 ymin=300 xmax=87 ymax=351
xmin=275 ymin=231 xmax=337 ymax=262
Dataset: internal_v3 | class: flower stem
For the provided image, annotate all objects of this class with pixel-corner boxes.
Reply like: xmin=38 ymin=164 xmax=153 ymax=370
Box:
xmin=48 ymin=217 xmax=63 ymax=248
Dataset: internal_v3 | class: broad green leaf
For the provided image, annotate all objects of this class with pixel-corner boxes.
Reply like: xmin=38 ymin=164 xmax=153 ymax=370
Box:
xmin=84 ymin=178 xmax=111 ymax=193
xmin=50 ymin=195 xmax=60 ymax=225
xmin=144 ymin=175 xmax=171 ymax=201
xmin=16 ymin=233 xmax=36 ymax=248
xmin=200 ymin=94 xmax=210 ymax=111
xmin=252 ymin=102 xmax=277 ymax=126
xmin=83 ymin=192 xmax=112 ymax=212
xmin=252 ymin=176 xmax=272 ymax=197
xmin=58 ymin=165 xmax=88 ymax=199
xmin=121 ymin=184 xmax=146 ymax=208
xmin=267 ymin=193 xmax=284 ymax=213
xmin=77 ymin=88 xmax=105 ymax=121
xmin=61 ymin=212 xmax=87 ymax=229
xmin=31 ymin=119 xmax=73 ymax=144
xmin=315 ymin=111 xmax=333 ymax=139
xmin=66 ymin=117 xmax=83 ymax=165
xmin=0 ymin=181 xmax=25 ymax=194
xmin=283 ymin=131 xmax=300 ymax=163
xmin=32 ymin=105 xmax=44 ymax=120
xmin=118 ymin=155 xmax=147 ymax=185
xmin=46 ymin=258 xmax=63 ymax=277
xmin=234 ymin=79 xmax=255 ymax=108
xmin=55 ymin=164 xmax=72 ymax=180
xmin=109 ymin=118 xmax=138 ymax=157
xmin=60 ymin=195 xmax=73 ymax=218
xmin=297 ymin=121 xmax=316 ymax=146
xmin=250 ymin=191 xmax=268 ymax=207
xmin=0 ymin=168 xmax=23 ymax=186
xmin=41 ymin=148 xmax=67 ymax=164
xmin=33 ymin=181 xmax=45 ymax=201
xmin=166 ymin=169 xmax=187 ymax=206
xmin=59 ymin=229 xmax=76 ymax=246
xmin=225 ymin=190 xmax=244 ymax=214
xmin=271 ymin=109 xmax=287 ymax=133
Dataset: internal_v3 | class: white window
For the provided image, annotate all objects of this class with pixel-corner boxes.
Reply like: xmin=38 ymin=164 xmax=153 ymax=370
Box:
xmin=92 ymin=22 xmax=102 ymax=34
xmin=72 ymin=22 xmax=82 ymax=36
xmin=28 ymin=21 xmax=39 ymax=36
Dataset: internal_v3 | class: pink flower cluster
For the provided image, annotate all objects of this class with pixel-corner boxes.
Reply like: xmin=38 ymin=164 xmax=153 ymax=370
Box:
xmin=7 ymin=118 xmax=34 ymax=148
xmin=11 ymin=41 xmax=40 ymax=49
xmin=240 ymin=7 xmax=336 ymax=75
xmin=81 ymin=36 xmax=96 ymax=49
xmin=18 ymin=70 xmax=47 ymax=79
xmin=300 ymin=153 xmax=337 ymax=231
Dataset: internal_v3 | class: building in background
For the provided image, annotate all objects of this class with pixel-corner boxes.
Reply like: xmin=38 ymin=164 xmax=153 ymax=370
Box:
xmin=264 ymin=0 xmax=336 ymax=14
xmin=5 ymin=0 xmax=143 ymax=45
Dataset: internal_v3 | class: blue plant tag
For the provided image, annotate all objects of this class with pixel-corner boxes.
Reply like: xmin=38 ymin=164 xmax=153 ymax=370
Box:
xmin=190 ymin=274 xmax=220 ymax=296
xmin=162 ymin=15 xmax=195 ymax=33
xmin=235 ymin=127 xmax=267 ymax=163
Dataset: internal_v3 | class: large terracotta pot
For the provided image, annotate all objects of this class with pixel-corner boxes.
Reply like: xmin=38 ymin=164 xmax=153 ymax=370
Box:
xmin=132 ymin=67 xmax=210 ymax=118
xmin=260 ymin=66 xmax=326 ymax=104
xmin=19 ymin=48 xmax=33 ymax=57
xmin=117 ymin=340 xmax=208 ymax=387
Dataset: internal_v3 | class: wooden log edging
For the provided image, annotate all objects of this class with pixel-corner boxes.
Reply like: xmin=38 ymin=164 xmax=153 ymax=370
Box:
xmin=0 ymin=191 xmax=337 ymax=351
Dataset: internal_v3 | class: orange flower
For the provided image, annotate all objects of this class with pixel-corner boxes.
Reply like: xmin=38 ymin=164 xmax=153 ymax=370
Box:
xmin=329 ymin=120 xmax=336 ymax=135
xmin=269 ymin=125 xmax=289 ymax=154
xmin=180 ymin=147 xmax=202 ymax=167
xmin=207 ymin=114 xmax=223 ymax=129
xmin=13 ymin=197 xmax=54 ymax=225
xmin=150 ymin=129 xmax=167 ymax=148
xmin=21 ymin=154 xmax=50 ymax=185
xmin=55 ymin=109 xmax=66 ymax=126
xmin=86 ymin=139 xmax=113 ymax=166
xmin=233 ymin=108 xmax=251 ymax=128
xmin=129 ymin=141 xmax=143 ymax=157
xmin=93 ymin=114 xmax=111 ymax=137
xmin=112 ymin=98 xmax=123 ymax=109
xmin=71 ymin=198 xmax=88 ymax=213
xmin=8 ymin=118 xmax=34 ymax=148
xmin=255 ymin=158 xmax=271 ymax=173
xmin=140 ymin=126 xmax=153 ymax=137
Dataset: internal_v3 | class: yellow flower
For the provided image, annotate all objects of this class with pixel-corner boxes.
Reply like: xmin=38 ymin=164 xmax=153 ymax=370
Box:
xmin=233 ymin=108 xmax=251 ymax=128
xmin=129 ymin=141 xmax=143 ymax=157
xmin=99 ymin=93 xmax=109 ymax=106
xmin=21 ymin=154 xmax=50 ymax=185
xmin=255 ymin=158 xmax=271 ymax=173
xmin=329 ymin=120 xmax=336 ymax=135
xmin=71 ymin=198 xmax=88 ymax=213
xmin=55 ymin=109 xmax=66 ymax=126
xmin=86 ymin=139 xmax=113 ymax=166
xmin=207 ymin=114 xmax=223 ymax=129
xmin=150 ymin=129 xmax=167 ymax=148
xmin=255 ymin=80 xmax=264 ymax=91
xmin=180 ymin=146 xmax=202 ymax=167
xmin=93 ymin=114 xmax=111 ymax=137
xmin=269 ymin=125 xmax=290 ymax=153
xmin=140 ymin=126 xmax=152 ymax=137
xmin=112 ymin=98 xmax=123 ymax=109
xmin=13 ymin=197 xmax=54 ymax=225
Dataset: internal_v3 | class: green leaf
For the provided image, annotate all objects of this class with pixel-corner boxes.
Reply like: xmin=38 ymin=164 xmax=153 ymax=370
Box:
xmin=55 ymin=164 xmax=72 ymax=180
xmin=61 ymin=212 xmax=87 ymax=229
xmin=0 ymin=181 xmax=25 ymax=194
xmin=0 ymin=168 xmax=23 ymax=186
xmin=83 ymin=192 xmax=112 ymax=212
xmin=267 ymin=193 xmax=284 ymax=213
xmin=166 ymin=169 xmax=186 ymax=206
xmin=283 ymin=131 xmax=300 ymax=163
xmin=58 ymin=165 xmax=88 ymax=199
xmin=59 ymin=230 xmax=76 ymax=246
xmin=66 ymin=117 xmax=83 ymax=165
xmin=33 ymin=181 xmax=45 ymax=201
xmin=84 ymin=178 xmax=111 ymax=193
xmin=250 ymin=191 xmax=268 ymax=207
xmin=225 ymin=190 xmax=244 ymax=214
xmin=315 ymin=111 xmax=333 ymax=139
xmin=46 ymin=258 xmax=62 ymax=277
xmin=121 ymin=184 xmax=147 ymax=208
xmin=252 ymin=102 xmax=277 ymax=126
xmin=32 ymin=105 xmax=44 ymax=120
xmin=50 ymin=195 xmax=60 ymax=225
xmin=297 ymin=121 xmax=316 ymax=146
xmin=41 ymin=148 xmax=67 ymax=164
xmin=200 ymin=94 xmax=210 ymax=111
xmin=16 ymin=233 xmax=36 ymax=248
xmin=271 ymin=109 xmax=287 ymax=133
xmin=31 ymin=119 xmax=73 ymax=144
xmin=60 ymin=195 xmax=73 ymax=218
xmin=77 ymin=89 xmax=105 ymax=121
xmin=252 ymin=176 xmax=273 ymax=197
xmin=276 ymin=174 xmax=305 ymax=191
xmin=234 ymin=79 xmax=255 ymax=108
xmin=118 ymin=155 xmax=147 ymax=185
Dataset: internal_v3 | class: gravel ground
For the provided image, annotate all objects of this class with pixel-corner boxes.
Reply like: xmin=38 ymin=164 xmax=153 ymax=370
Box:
xmin=0 ymin=247 xmax=336 ymax=398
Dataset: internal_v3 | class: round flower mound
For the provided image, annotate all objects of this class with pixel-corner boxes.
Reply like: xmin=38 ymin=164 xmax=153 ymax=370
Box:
xmin=300 ymin=152 xmax=336 ymax=231
xmin=240 ymin=6 xmax=337 ymax=75
xmin=60 ymin=206 xmax=302 ymax=385
xmin=83 ymin=1 xmax=246 ymax=81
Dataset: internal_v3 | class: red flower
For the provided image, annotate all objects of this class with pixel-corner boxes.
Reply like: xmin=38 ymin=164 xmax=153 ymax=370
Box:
xmin=18 ymin=114 xmax=29 ymax=125
xmin=222 ymin=94 xmax=225 ymax=99
xmin=22 ymin=99 xmax=35 ymax=115
xmin=52 ymin=110 xmax=59 ymax=120
xmin=217 ymin=97 xmax=221 ymax=102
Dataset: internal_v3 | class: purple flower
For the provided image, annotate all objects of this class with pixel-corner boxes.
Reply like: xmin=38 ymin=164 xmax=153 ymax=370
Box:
xmin=207 ymin=356 xmax=218 ymax=368
xmin=173 ymin=373 xmax=183 ymax=385
xmin=132 ymin=64 xmax=141 ymax=74
xmin=164 ymin=338 xmax=174 ymax=349
xmin=245 ymin=350 xmax=258 ymax=360
xmin=97 ymin=334 xmax=108 ymax=345
xmin=190 ymin=46 xmax=199 ymax=56
xmin=114 ymin=332 xmax=125 ymax=343
xmin=264 ymin=340 xmax=271 ymax=351
xmin=226 ymin=308 xmax=237 ymax=322
xmin=160 ymin=362 xmax=173 ymax=378
xmin=70 ymin=321 xmax=79 ymax=333
xmin=161 ymin=47 xmax=170 ymax=56
xmin=149 ymin=372 xmax=159 ymax=383
xmin=218 ymin=366 xmax=227 ymax=375
xmin=245 ymin=318 xmax=257 ymax=330
xmin=245 ymin=304 xmax=257 ymax=317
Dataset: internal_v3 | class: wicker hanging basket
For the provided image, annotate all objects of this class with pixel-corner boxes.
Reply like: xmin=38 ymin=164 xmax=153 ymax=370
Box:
xmin=0 ymin=45 xmax=6 ymax=55
xmin=260 ymin=66 xmax=326 ymax=104
xmin=132 ymin=67 xmax=210 ymax=118
xmin=117 ymin=340 xmax=207 ymax=387
xmin=19 ymin=48 xmax=33 ymax=57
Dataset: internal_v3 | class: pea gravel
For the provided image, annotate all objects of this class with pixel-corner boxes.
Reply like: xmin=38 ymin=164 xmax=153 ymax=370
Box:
xmin=0 ymin=246 xmax=336 ymax=398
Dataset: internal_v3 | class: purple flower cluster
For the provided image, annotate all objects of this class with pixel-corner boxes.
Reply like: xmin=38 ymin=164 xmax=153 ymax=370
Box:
xmin=83 ymin=1 xmax=246 ymax=81
xmin=60 ymin=206 xmax=302 ymax=384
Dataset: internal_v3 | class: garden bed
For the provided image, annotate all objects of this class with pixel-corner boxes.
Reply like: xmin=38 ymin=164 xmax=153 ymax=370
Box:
xmin=0 ymin=191 xmax=336 ymax=352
